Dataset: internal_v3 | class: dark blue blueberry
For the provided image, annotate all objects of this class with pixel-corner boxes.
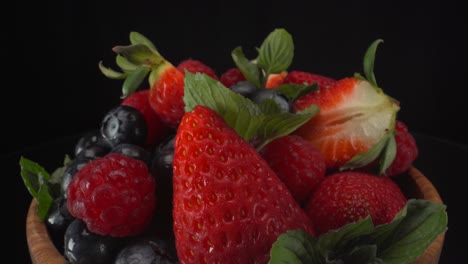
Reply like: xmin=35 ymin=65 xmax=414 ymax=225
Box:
xmin=110 ymin=143 xmax=151 ymax=166
xmin=74 ymin=130 xmax=111 ymax=159
xmin=230 ymin=81 xmax=259 ymax=98
xmin=46 ymin=197 xmax=75 ymax=253
xmin=150 ymin=134 xmax=176 ymax=180
xmin=64 ymin=219 xmax=125 ymax=264
xmin=114 ymin=236 xmax=179 ymax=264
xmin=100 ymin=105 xmax=147 ymax=147
xmin=251 ymin=89 xmax=292 ymax=112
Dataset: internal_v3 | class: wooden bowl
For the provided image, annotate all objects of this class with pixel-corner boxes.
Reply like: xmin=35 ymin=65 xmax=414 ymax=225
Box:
xmin=26 ymin=166 xmax=445 ymax=263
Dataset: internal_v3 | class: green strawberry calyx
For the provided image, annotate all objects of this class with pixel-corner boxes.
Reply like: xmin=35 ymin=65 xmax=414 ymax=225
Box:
xmin=98 ymin=31 xmax=168 ymax=98
xmin=269 ymin=199 xmax=448 ymax=264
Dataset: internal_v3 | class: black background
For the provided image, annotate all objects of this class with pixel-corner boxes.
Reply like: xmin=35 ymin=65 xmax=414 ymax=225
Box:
xmin=9 ymin=0 xmax=467 ymax=263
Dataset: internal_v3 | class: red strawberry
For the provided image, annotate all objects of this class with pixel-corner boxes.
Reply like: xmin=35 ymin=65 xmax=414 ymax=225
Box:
xmin=385 ymin=120 xmax=418 ymax=176
xmin=220 ymin=67 xmax=246 ymax=88
xmin=284 ymin=70 xmax=336 ymax=88
xmin=172 ymin=105 xmax=314 ymax=263
xmin=294 ymin=77 xmax=399 ymax=170
xmin=121 ymin=90 xmax=169 ymax=147
xmin=304 ymin=171 xmax=407 ymax=235
xmin=177 ymin=58 xmax=219 ymax=80
xmin=148 ymin=62 xmax=186 ymax=127
xmin=260 ymin=135 xmax=326 ymax=204
xmin=265 ymin=71 xmax=287 ymax=89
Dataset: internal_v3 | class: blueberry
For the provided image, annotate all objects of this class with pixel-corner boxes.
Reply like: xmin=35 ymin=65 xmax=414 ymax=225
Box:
xmin=114 ymin=236 xmax=179 ymax=264
xmin=46 ymin=197 xmax=74 ymax=252
xmin=110 ymin=143 xmax=151 ymax=166
xmin=251 ymin=89 xmax=292 ymax=112
xmin=150 ymin=134 xmax=176 ymax=179
xmin=61 ymin=157 xmax=93 ymax=197
xmin=74 ymin=130 xmax=112 ymax=159
xmin=230 ymin=81 xmax=259 ymax=98
xmin=64 ymin=219 xmax=125 ymax=264
xmin=101 ymin=105 xmax=147 ymax=147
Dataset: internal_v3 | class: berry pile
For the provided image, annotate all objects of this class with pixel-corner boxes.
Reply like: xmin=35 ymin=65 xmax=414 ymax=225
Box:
xmin=20 ymin=29 xmax=447 ymax=264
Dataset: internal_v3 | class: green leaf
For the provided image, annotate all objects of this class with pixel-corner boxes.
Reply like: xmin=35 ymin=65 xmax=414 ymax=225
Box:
xmin=340 ymin=131 xmax=393 ymax=171
xmin=121 ymin=66 xmax=150 ymax=98
xmin=129 ymin=31 xmax=158 ymax=52
xmin=183 ymin=72 xmax=263 ymax=141
xmin=275 ymin=83 xmax=319 ymax=101
xmin=269 ymin=230 xmax=325 ymax=264
xmin=378 ymin=131 xmax=397 ymax=174
xmin=98 ymin=61 xmax=127 ymax=79
xmin=256 ymin=109 xmax=318 ymax=150
xmin=112 ymin=44 xmax=163 ymax=66
xmin=376 ymin=199 xmax=448 ymax=264
xmin=363 ymin=39 xmax=384 ymax=87
xmin=19 ymin=157 xmax=54 ymax=220
xmin=258 ymin=28 xmax=294 ymax=75
xmin=343 ymin=245 xmax=383 ymax=264
xmin=231 ymin=47 xmax=261 ymax=88
xmin=116 ymin=55 xmax=138 ymax=72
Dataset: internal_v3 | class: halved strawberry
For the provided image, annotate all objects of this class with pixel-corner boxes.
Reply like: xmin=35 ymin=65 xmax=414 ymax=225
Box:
xmin=265 ymin=71 xmax=287 ymax=88
xmin=294 ymin=77 xmax=399 ymax=170
xmin=284 ymin=70 xmax=336 ymax=88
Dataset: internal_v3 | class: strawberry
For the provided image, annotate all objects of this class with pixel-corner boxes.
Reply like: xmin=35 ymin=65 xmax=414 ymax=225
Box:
xmin=172 ymin=105 xmax=314 ymax=263
xmin=293 ymin=77 xmax=399 ymax=170
xmin=304 ymin=171 xmax=407 ymax=235
xmin=121 ymin=90 xmax=169 ymax=147
xmin=177 ymin=58 xmax=219 ymax=80
xmin=284 ymin=70 xmax=336 ymax=88
xmin=260 ymin=135 xmax=326 ymax=204
xmin=265 ymin=71 xmax=287 ymax=88
xmin=219 ymin=67 xmax=246 ymax=88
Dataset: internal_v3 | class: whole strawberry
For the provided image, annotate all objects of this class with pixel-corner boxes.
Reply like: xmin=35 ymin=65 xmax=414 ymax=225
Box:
xmin=121 ymin=90 xmax=169 ymax=147
xmin=172 ymin=105 xmax=314 ymax=264
xmin=66 ymin=153 xmax=156 ymax=237
xmin=284 ymin=70 xmax=336 ymax=88
xmin=219 ymin=67 xmax=246 ymax=88
xmin=177 ymin=58 xmax=219 ymax=80
xmin=260 ymin=135 xmax=326 ymax=204
xmin=304 ymin=171 xmax=407 ymax=235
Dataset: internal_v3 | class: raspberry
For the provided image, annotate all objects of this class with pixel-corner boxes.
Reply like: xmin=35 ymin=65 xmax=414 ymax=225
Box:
xmin=220 ymin=67 xmax=246 ymax=88
xmin=176 ymin=58 xmax=218 ymax=80
xmin=385 ymin=120 xmax=419 ymax=176
xmin=122 ymin=90 xmax=169 ymax=147
xmin=66 ymin=153 xmax=156 ymax=237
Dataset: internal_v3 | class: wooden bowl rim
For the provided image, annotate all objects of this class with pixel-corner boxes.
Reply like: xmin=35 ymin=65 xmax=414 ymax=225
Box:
xmin=26 ymin=167 xmax=445 ymax=263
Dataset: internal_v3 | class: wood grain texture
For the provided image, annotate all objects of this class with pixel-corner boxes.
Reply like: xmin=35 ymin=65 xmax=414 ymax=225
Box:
xmin=26 ymin=166 xmax=446 ymax=263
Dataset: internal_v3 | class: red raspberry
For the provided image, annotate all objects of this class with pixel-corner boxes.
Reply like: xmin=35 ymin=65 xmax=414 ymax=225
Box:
xmin=66 ymin=153 xmax=156 ymax=237
xmin=220 ymin=67 xmax=246 ymax=87
xmin=260 ymin=135 xmax=326 ymax=204
xmin=284 ymin=70 xmax=336 ymax=88
xmin=122 ymin=90 xmax=169 ymax=147
xmin=176 ymin=58 xmax=218 ymax=80
xmin=385 ymin=120 xmax=419 ymax=176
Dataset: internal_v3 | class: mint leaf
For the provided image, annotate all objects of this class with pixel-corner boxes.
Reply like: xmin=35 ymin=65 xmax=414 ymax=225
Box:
xmin=269 ymin=230 xmax=325 ymax=264
xmin=258 ymin=28 xmax=294 ymax=75
xmin=363 ymin=39 xmax=384 ymax=87
xmin=121 ymin=65 xmax=150 ymax=98
xmin=375 ymin=199 xmax=448 ymax=264
xmin=275 ymin=83 xmax=318 ymax=102
xmin=344 ymin=245 xmax=383 ymax=264
xmin=231 ymin=47 xmax=261 ymax=88
xmin=256 ymin=109 xmax=318 ymax=150
xmin=19 ymin=157 xmax=55 ymax=220
xmin=183 ymin=72 xmax=263 ymax=141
